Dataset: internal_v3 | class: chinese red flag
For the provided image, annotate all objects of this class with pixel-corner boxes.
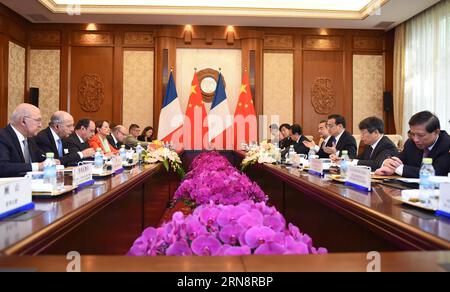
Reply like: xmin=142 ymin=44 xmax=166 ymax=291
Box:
xmin=233 ymin=72 xmax=257 ymax=149
xmin=184 ymin=71 xmax=208 ymax=150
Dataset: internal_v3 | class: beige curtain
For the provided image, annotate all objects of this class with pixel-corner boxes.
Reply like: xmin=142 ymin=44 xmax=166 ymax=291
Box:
xmin=393 ymin=23 xmax=405 ymax=136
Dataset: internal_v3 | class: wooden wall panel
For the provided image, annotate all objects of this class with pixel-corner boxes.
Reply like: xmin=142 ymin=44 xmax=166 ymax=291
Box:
xmin=70 ymin=47 xmax=114 ymax=123
xmin=302 ymin=51 xmax=345 ymax=141
xmin=0 ymin=2 xmax=393 ymax=134
xmin=29 ymin=30 xmax=61 ymax=47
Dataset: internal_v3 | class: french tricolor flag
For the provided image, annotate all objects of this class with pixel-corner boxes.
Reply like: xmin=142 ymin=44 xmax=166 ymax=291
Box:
xmin=157 ymin=72 xmax=184 ymax=145
xmin=208 ymin=72 xmax=233 ymax=149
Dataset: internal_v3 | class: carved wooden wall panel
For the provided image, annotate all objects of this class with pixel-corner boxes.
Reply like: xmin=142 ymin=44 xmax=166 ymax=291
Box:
xmin=302 ymin=51 xmax=345 ymax=140
xmin=72 ymin=31 xmax=113 ymax=46
xmin=353 ymin=36 xmax=383 ymax=51
xmin=303 ymin=36 xmax=342 ymax=50
xmin=70 ymin=47 xmax=114 ymax=122
xmin=124 ymin=32 xmax=154 ymax=46
xmin=264 ymin=35 xmax=293 ymax=49
xmin=29 ymin=31 xmax=61 ymax=46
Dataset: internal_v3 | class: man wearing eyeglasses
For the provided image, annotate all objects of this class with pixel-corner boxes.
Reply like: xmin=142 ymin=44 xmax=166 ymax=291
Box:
xmin=65 ymin=118 xmax=96 ymax=162
xmin=35 ymin=111 xmax=94 ymax=166
xmin=107 ymin=125 xmax=128 ymax=150
xmin=323 ymin=114 xmax=358 ymax=159
xmin=0 ymin=103 xmax=46 ymax=177
xmin=376 ymin=111 xmax=450 ymax=178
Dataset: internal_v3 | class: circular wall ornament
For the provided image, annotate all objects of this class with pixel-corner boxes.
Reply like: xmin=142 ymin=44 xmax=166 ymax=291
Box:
xmin=197 ymin=68 xmax=226 ymax=103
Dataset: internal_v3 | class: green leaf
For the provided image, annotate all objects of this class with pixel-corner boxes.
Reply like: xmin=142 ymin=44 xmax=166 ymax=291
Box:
xmin=163 ymin=159 xmax=169 ymax=171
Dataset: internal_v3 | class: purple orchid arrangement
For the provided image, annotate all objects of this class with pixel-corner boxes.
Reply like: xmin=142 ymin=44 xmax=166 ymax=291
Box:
xmin=174 ymin=152 xmax=267 ymax=206
xmin=128 ymin=200 xmax=327 ymax=256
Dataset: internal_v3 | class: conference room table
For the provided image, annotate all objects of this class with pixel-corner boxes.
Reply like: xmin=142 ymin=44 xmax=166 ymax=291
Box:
xmin=0 ymin=150 xmax=449 ymax=272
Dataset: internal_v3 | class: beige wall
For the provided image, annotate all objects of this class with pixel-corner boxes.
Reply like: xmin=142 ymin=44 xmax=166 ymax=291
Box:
xmin=353 ymin=55 xmax=384 ymax=133
xmin=7 ymin=42 xmax=25 ymax=120
xmin=29 ymin=49 xmax=61 ymax=125
xmin=176 ymin=48 xmax=242 ymax=114
xmin=123 ymin=50 xmax=154 ymax=131
xmin=263 ymin=52 xmax=294 ymax=137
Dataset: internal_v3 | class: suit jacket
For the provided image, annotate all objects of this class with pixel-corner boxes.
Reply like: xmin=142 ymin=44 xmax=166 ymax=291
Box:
xmin=397 ymin=130 xmax=450 ymax=178
xmin=317 ymin=137 xmax=333 ymax=159
xmin=0 ymin=125 xmax=45 ymax=177
xmin=356 ymin=136 xmax=399 ymax=171
xmin=282 ymin=136 xmax=310 ymax=157
xmin=65 ymin=133 xmax=90 ymax=154
xmin=137 ymin=135 xmax=153 ymax=143
xmin=292 ymin=135 xmax=311 ymax=155
xmin=107 ymin=134 xmax=123 ymax=150
xmin=279 ymin=137 xmax=292 ymax=149
xmin=124 ymin=134 xmax=149 ymax=148
xmin=335 ymin=131 xmax=358 ymax=159
xmin=35 ymin=127 xmax=82 ymax=166
xmin=89 ymin=134 xmax=119 ymax=154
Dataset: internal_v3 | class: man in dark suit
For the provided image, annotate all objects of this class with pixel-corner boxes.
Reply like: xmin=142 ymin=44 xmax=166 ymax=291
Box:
xmin=107 ymin=125 xmax=127 ymax=150
xmin=376 ymin=111 xmax=450 ymax=178
xmin=35 ymin=111 xmax=95 ymax=167
xmin=303 ymin=120 xmax=332 ymax=158
xmin=324 ymin=114 xmax=357 ymax=159
xmin=279 ymin=124 xmax=292 ymax=149
xmin=65 ymin=119 xmax=96 ymax=160
xmin=282 ymin=124 xmax=310 ymax=156
xmin=352 ymin=117 xmax=398 ymax=170
xmin=0 ymin=103 xmax=46 ymax=177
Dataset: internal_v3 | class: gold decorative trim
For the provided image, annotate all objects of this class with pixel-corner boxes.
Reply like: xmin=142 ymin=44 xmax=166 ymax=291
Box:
xmin=39 ymin=0 xmax=390 ymax=20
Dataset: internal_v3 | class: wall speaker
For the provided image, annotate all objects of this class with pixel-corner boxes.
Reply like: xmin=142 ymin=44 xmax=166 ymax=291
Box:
xmin=30 ymin=87 xmax=39 ymax=107
xmin=383 ymin=91 xmax=393 ymax=112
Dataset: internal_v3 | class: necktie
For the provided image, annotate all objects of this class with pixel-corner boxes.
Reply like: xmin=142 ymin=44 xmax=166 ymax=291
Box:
xmin=368 ymin=146 xmax=374 ymax=159
xmin=57 ymin=139 xmax=63 ymax=157
xmin=23 ymin=139 xmax=31 ymax=164
xmin=423 ymin=148 xmax=430 ymax=158
xmin=327 ymin=136 xmax=336 ymax=147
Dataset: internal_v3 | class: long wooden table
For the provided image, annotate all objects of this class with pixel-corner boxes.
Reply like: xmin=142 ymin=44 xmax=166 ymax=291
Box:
xmin=0 ymin=163 xmax=179 ymax=256
xmin=0 ymin=151 xmax=449 ymax=271
xmin=0 ymin=251 xmax=449 ymax=272
xmin=232 ymin=150 xmax=450 ymax=252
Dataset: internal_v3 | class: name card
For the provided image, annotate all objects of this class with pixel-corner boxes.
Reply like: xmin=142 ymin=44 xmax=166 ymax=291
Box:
xmin=72 ymin=164 xmax=94 ymax=188
xmin=308 ymin=158 xmax=324 ymax=177
xmin=111 ymin=155 xmax=124 ymax=174
xmin=437 ymin=183 xmax=450 ymax=218
xmin=0 ymin=177 xmax=34 ymax=220
xmin=345 ymin=165 xmax=372 ymax=192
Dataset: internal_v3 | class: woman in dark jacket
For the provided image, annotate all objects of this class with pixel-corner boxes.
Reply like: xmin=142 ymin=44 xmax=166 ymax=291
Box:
xmin=138 ymin=126 xmax=154 ymax=143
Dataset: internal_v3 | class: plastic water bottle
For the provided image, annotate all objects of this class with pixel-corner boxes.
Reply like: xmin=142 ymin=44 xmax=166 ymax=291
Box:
xmin=287 ymin=145 xmax=295 ymax=163
xmin=94 ymin=148 xmax=104 ymax=171
xmin=136 ymin=143 xmax=143 ymax=163
xmin=340 ymin=150 xmax=350 ymax=179
xmin=419 ymin=158 xmax=435 ymax=205
xmin=308 ymin=148 xmax=316 ymax=162
xmin=119 ymin=145 xmax=126 ymax=161
xmin=43 ymin=152 xmax=57 ymax=189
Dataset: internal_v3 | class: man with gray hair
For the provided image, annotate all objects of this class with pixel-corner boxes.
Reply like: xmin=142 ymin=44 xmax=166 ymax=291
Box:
xmin=35 ymin=111 xmax=92 ymax=166
xmin=107 ymin=124 xmax=128 ymax=150
xmin=0 ymin=103 xmax=46 ymax=177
